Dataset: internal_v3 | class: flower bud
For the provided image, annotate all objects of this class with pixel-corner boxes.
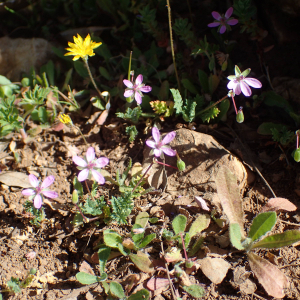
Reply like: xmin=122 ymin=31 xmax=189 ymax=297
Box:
xmin=72 ymin=190 xmax=78 ymax=204
xmin=294 ymin=149 xmax=300 ymax=162
xmin=177 ymin=159 xmax=186 ymax=171
xmin=236 ymin=107 xmax=244 ymax=123
xmin=29 ymin=268 xmax=37 ymax=275
xmin=185 ymin=259 xmax=194 ymax=268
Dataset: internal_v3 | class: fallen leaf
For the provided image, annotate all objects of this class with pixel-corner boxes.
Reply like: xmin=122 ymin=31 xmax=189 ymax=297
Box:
xmin=0 ymin=171 xmax=32 ymax=188
xmin=260 ymin=197 xmax=297 ymax=213
xmin=79 ymin=261 xmax=95 ymax=276
xmin=147 ymin=277 xmax=171 ymax=291
xmin=248 ymin=252 xmax=289 ymax=298
xmin=199 ymin=257 xmax=231 ymax=284
xmin=129 ymin=252 xmax=154 ymax=274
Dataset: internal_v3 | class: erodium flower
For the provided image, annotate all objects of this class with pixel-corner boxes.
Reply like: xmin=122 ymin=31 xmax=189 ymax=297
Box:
xmin=72 ymin=147 xmax=109 ymax=184
xmin=22 ymin=175 xmax=58 ymax=209
xmin=123 ymin=74 xmax=152 ymax=105
xmin=207 ymin=7 xmax=238 ymax=34
xmin=146 ymin=127 xmax=176 ymax=158
xmin=65 ymin=34 xmax=102 ymax=61
xmin=227 ymin=65 xmax=262 ymax=97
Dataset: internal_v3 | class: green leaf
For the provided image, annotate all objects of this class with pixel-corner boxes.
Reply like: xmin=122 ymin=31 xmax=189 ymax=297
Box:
xmin=208 ymin=74 xmax=220 ymax=95
xmin=103 ymin=230 xmax=123 ymax=248
xmin=135 ymin=211 xmax=149 ymax=228
xmin=262 ymin=91 xmax=293 ymax=113
xmin=170 ymin=88 xmax=183 ymax=115
xmin=182 ymin=284 xmax=206 ymax=298
xmin=73 ymin=177 xmax=84 ymax=196
xmin=182 ymin=99 xmax=197 ymax=122
xmin=98 ymin=246 xmax=111 ymax=275
xmin=172 ymin=214 xmax=187 ymax=234
xmin=99 ymin=66 xmax=111 ymax=80
xmin=229 ymin=223 xmax=245 ymax=250
xmin=7 ymin=277 xmax=21 ymax=293
xmin=74 ymin=60 xmax=89 ymax=78
xmin=188 ymin=236 xmax=205 ymax=257
xmin=110 ymin=281 xmax=125 ymax=298
xmin=128 ymin=289 xmax=150 ymax=300
xmin=129 ymin=252 xmax=154 ymax=273
xmin=215 ymin=98 xmax=230 ymax=122
xmin=189 ymin=214 xmax=210 ymax=238
xmin=248 ymin=212 xmax=276 ymax=242
xmin=181 ymin=78 xmax=198 ymax=94
xmin=257 ymin=122 xmax=285 ymax=135
xmin=138 ymin=233 xmax=156 ymax=249
xmin=251 ymin=230 xmax=300 ymax=249
xmin=198 ymin=70 xmax=209 ymax=93
xmin=75 ymin=272 xmax=99 ymax=285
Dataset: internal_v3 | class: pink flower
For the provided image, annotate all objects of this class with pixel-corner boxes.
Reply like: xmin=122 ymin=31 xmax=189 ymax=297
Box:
xmin=123 ymin=74 xmax=152 ymax=104
xmin=22 ymin=175 xmax=58 ymax=209
xmin=146 ymin=127 xmax=176 ymax=158
xmin=227 ymin=65 xmax=262 ymax=97
xmin=72 ymin=147 xmax=109 ymax=184
xmin=207 ymin=7 xmax=238 ymax=34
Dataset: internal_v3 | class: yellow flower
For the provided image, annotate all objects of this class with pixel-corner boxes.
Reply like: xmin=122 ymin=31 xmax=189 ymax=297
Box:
xmin=65 ymin=34 xmax=102 ymax=61
xmin=59 ymin=114 xmax=72 ymax=125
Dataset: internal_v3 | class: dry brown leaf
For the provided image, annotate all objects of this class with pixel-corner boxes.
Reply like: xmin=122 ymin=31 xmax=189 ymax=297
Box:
xmin=0 ymin=171 xmax=32 ymax=188
xmin=248 ymin=252 xmax=289 ymax=298
xmin=260 ymin=197 xmax=297 ymax=213
xmin=199 ymin=257 xmax=231 ymax=284
xmin=147 ymin=277 xmax=171 ymax=291
xmin=79 ymin=261 xmax=95 ymax=276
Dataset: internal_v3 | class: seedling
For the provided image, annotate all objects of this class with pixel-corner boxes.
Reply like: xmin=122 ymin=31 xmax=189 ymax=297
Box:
xmin=215 ymin=167 xmax=300 ymax=298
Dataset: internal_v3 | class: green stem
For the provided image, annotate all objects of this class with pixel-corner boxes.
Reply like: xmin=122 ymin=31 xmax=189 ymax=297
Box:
xmin=141 ymin=112 xmax=156 ymax=118
xmin=195 ymin=95 xmax=228 ymax=117
xmin=74 ymin=125 xmax=88 ymax=146
xmin=166 ymin=0 xmax=180 ymax=90
xmin=83 ymin=58 xmax=105 ymax=102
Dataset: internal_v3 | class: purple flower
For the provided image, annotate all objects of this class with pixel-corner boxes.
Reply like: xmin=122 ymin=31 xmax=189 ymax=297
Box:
xmin=207 ymin=7 xmax=238 ymax=34
xmin=22 ymin=174 xmax=58 ymax=209
xmin=146 ymin=127 xmax=176 ymax=158
xmin=72 ymin=147 xmax=109 ymax=184
xmin=227 ymin=65 xmax=262 ymax=97
xmin=123 ymin=74 xmax=152 ymax=104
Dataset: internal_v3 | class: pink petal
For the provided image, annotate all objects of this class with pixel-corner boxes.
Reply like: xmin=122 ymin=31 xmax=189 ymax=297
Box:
xmin=162 ymin=131 xmax=176 ymax=145
xmin=78 ymin=169 xmax=89 ymax=181
xmin=134 ymin=92 xmax=142 ymax=104
xmin=41 ymin=175 xmax=55 ymax=189
xmin=207 ymin=22 xmax=220 ymax=28
xmin=33 ymin=194 xmax=43 ymax=209
xmin=123 ymin=79 xmax=133 ymax=88
xmin=91 ymin=170 xmax=105 ymax=184
xmin=234 ymin=83 xmax=242 ymax=95
xmin=22 ymin=189 xmax=35 ymax=196
xmin=146 ymin=140 xmax=156 ymax=149
xmin=29 ymin=174 xmax=39 ymax=188
xmin=152 ymin=127 xmax=161 ymax=144
xmin=244 ymin=78 xmax=262 ymax=88
xmin=140 ymin=85 xmax=152 ymax=93
xmin=220 ymin=25 xmax=227 ymax=34
xmin=162 ymin=147 xmax=176 ymax=157
xmin=86 ymin=147 xmax=95 ymax=162
xmin=212 ymin=11 xmax=221 ymax=20
xmin=154 ymin=149 xmax=162 ymax=157
xmin=73 ymin=156 xmax=88 ymax=167
xmin=95 ymin=157 xmax=109 ymax=168
xmin=135 ymin=74 xmax=143 ymax=85
xmin=240 ymin=81 xmax=252 ymax=96
xmin=227 ymin=19 xmax=238 ymax=26
xmin=42 ymin=190 xmax=58 ymax=199
xmin=227 ymin=80 xmax=236 ymax=90
xmin=225 ymin=7 xmax=233 ymax=19
xmin=194 ymin=196 xmax=210 ymax=211
xmin=124 ymin=89 xmax=134 ymax=98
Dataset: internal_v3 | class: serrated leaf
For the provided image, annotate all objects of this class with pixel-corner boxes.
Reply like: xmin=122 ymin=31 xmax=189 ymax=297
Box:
xmin=230 ymin=223 xmax=245 ymax=250
xmin=248 ymin=212 xmax=276 ymax=242
xmin=172 ymin=214 xmax=187 ymax=234
xmin=129 ymin=252 xmax=154 ymax=273
xmin=170 ymin=88 xmax=183 ymax=115
xmin=189 ymin=214 xmax=210 ymax=238
xmin=98 ymin=246 xmax=111 ymax=275
xmin=75 ymin=272 xmax=99 ymax=284
xmin=215 ymin=167 xmax=244 ymax=236
xmin=182 ymin=284 xmax=205 ymax=298
xmin=110 ymin=281 xmax=125 ymax=298
xmin=128 ymin=288 xmax=150 ymax=300
xmin=251 ymin=230 xmax=300 ymax=249
xmin=248 ymin=252 xmax=288 ymax=298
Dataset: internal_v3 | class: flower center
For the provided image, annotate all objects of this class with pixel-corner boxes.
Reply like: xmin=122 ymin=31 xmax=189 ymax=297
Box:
xmin=87 ymin=162 xmax=96 ymax=170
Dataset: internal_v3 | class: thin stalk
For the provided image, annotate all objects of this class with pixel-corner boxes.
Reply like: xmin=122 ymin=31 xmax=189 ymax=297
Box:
xmin=154 ymin=158 xmax=178 ymax=170
xmin=83 ymin=58 xmax=105 ymax=102
xmin=195 ymin=95 xmax=228 ymax=117
xmin=166 ymin=0 xmax=180 ymax=90
xmin=74 ymin=125 xmax=88 ymax=146
xmin=231 ymin=95 xmax=238 ymax=114
xmin=296 ymin=131 xmax=299 ymax=149
xmin=180 ymin=233 xmax=188 ymax=260
xmin=74 ymin=203 xmax=89 ymax=222
xmin=84 ymin=180 xmax=96 ymax=202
